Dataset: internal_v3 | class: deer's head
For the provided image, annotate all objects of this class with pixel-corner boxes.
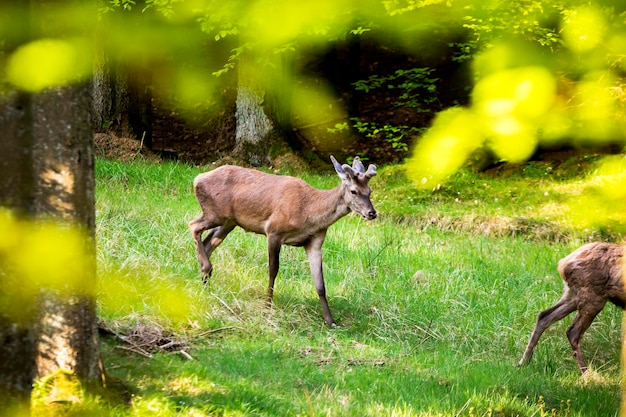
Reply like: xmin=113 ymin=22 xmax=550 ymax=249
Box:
xmin=331 ymin=156 xmax=377 ymax=220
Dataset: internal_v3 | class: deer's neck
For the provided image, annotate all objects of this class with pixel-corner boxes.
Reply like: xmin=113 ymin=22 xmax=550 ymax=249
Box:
xmin=307 ymin=185 xmax=350 ymax=229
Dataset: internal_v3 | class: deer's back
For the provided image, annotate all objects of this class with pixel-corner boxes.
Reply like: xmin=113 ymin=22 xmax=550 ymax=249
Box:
xmin=193 ymin=165 xmax=322 ymax=232
xmin=558 ymin=242 xmax=625 ymax=306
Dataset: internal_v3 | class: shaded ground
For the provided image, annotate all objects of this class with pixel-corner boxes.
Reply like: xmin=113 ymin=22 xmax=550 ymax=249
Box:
xmin=96 ymin=34 xmax=469 ymax=166
xmin=95 ymin=128 xmax=620 ymax=177
xmin=94 ymin=36 xmax=623 ymax=168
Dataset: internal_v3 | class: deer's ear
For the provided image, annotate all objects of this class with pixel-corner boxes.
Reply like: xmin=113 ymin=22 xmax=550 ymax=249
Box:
xmin=331 ymin=155 xmax=349 ymax=181
xmin=330 ymin=155 xmax=342 ymax=172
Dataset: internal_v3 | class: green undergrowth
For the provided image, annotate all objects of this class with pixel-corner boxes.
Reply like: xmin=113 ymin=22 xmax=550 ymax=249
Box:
xmin=92 ymin=155 xmax=623 ymax=417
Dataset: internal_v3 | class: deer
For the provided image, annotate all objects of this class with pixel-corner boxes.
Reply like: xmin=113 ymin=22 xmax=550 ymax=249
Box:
xmin=518 ymin=242 xmax=625 ymax=374
xmin=188 ymin=155 xmax=377 ymax=326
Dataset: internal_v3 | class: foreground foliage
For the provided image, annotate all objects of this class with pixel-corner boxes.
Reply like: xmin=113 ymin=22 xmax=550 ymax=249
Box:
xmin=91 ymin=155 xmax=623 ymax=416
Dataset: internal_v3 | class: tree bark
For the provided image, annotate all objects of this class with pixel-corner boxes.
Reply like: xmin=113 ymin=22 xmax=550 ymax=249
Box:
xmin=0 ymin=316 xmax=35 ymax=415
xmin=92 ymin=47 xmax=128 ymax=135
xmin=234 ymin=53 xmax=274 ymax=165
xmin=92 ymin=1 xmax=152 ymax=147
xmin=29 ymin=83 xmax=102 ymax=386
xmin=0 ymin=80 xmax=103 ymax=412
xmin=0 ymin=81 xmax=103 ymax=412
xmin=0 ymin=89 xmax=37 ymax=416
xmin=127 ymin=65 xmax=153 ymax=149
xmin=93 ymin=46 xmax=152 ymax=147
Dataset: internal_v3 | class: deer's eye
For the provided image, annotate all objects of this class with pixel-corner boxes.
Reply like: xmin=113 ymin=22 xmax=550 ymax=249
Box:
xmin=350 ymin=189 xmax=357 ymax=195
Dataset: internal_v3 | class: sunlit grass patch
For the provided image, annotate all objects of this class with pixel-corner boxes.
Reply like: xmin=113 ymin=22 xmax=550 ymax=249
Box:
xmin=95 ymin=157 xmax=623 ymax=417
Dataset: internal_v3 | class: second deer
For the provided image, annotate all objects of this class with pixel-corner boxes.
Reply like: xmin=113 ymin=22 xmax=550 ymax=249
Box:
xmin=188 ymin=155 xmax=377 ymax=326
xmin=519 ymin=242 xmax=625 ymax=373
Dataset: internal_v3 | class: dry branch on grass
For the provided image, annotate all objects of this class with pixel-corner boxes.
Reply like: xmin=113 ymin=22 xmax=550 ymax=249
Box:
xmin=98 ymin=320 xmax=240 ymax=360
xmin=98 ymin=320 xmax=191 ymax=359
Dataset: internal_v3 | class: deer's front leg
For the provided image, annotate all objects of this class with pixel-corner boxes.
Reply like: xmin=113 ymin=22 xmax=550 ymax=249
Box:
xmin=189 ymin=217 xmax=214 ymax=281
xmin=266 ymin=234 xmax=282 ymax=306
xmin=305 ymin=233 xmax=335 ymax=327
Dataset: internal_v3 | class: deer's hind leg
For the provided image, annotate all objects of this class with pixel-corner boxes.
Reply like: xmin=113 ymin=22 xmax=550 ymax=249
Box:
xmin=566 ymin=298 xmax=606 ymax=374
xmin=519 ymin=287 xmax=577 ymax=367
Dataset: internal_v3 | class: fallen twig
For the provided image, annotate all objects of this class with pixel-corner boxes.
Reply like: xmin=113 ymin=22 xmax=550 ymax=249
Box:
xmin=211 ymin=293 xmax=242 ymax=320
xmin=179 ymin=350 xmax=194 ymax=360
xmin=197 ymin=326 xmax=240 ymax=337
xmin=115 ymin=345 xmax=153 ymax=359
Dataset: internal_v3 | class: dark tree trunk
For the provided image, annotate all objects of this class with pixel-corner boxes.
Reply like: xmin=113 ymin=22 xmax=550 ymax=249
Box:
xmin=0 ymin=90 xmax=37 ymax=416
xmin=93 ymin=48 xmax=128 ymax=135
xmin=127 ymin=65 xmax=153 ymax=149
xmin=126 ymin=0 xmax=153 ymax=148
xmin=92 ymin=0 xmax=153 ymax=148
xmin=0 ymin=80 xmax=103 ymax=412
xmin=29 ymin=83 xmax=102 ymax=386
xmin=0 ymin=4 xmax=38 ymax=412
xmin=0 ymin=316 xmax=36 ymax=415
xmin=93 ymin=48 xmax=153 ymax=148
xmin=0 ymin=1 xmax=102 ymax=409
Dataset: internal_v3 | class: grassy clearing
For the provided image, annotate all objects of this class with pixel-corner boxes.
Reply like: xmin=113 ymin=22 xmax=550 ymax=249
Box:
xmin=94 ymin=155 xmax=623 ymax=416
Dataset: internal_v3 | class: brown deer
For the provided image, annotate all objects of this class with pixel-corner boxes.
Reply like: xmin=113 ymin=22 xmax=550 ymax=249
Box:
xmin=519 ymin=242 xmax=625 ymax=373
xmin=188 ymin=155 xmax=377 ymax=326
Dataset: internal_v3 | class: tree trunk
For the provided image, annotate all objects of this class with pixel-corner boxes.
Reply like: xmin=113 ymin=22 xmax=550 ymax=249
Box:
xmin=35 ymin=295 xmax=101 ymax=386
xmin=93 ymin=48 xmax=128 ymax=135
xmin=0 ymin=316 xmax=35 ymax=415
xmin=0 ymin=89 xmax=37 ymax=416
xmin=93 ymin=0 xmax=153 ymax=148
xmin=0 ymin=82 xmax=103 ymax=412
xmin=93 ymin=47 xmax=153 ymax=148
xmin=0 ymin=80 xmax=103 ymax=411
xmin=235 ymin=53 xmax=274 ymax=165
xmin=29 ymin=83 xmax=102 ymax=386
xmin=127 ymin=65 xmax=153 ymax=149
xmin=29 ymin=85 xmax=96 ymax=225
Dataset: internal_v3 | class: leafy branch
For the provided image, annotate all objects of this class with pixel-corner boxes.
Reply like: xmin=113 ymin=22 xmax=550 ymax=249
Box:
xmin=353 ymin=67 xmax=439 ymax=111
xmin=328 ymin=118 xmax=423 ymax=154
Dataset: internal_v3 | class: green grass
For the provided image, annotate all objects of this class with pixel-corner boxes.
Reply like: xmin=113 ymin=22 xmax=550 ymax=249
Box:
xmin=92 ymin=156 xmax=623 ymax=417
